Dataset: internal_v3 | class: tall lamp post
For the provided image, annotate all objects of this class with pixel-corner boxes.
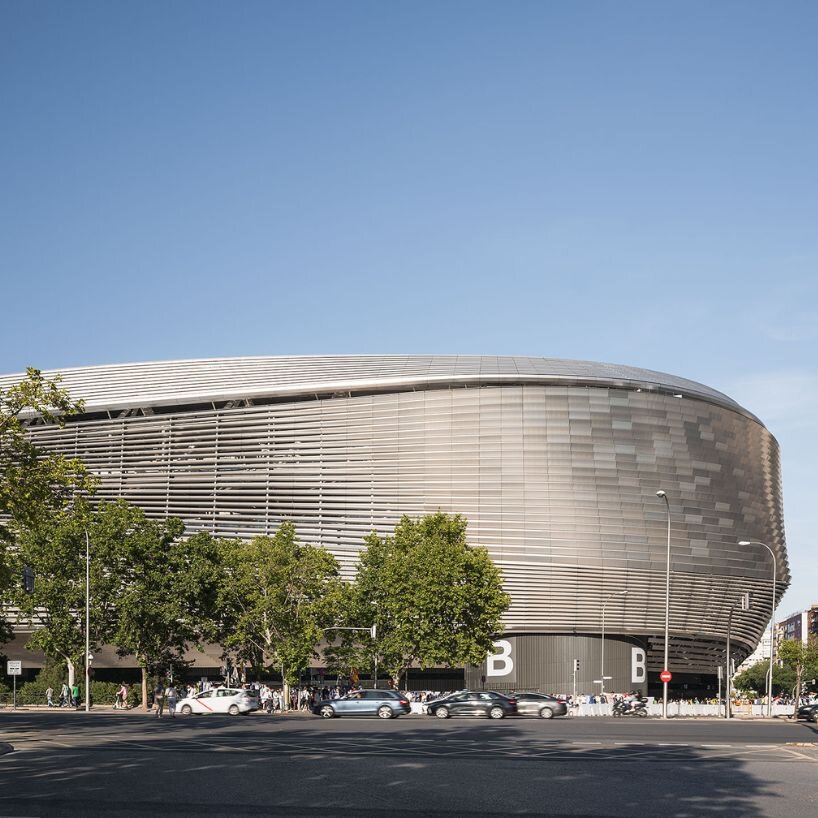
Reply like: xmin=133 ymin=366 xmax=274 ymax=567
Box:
xmin=739 ymin=540 xmax=777 ymax=717
xmin=600 ymin=590 xmax=627 ymax=698
xmin=84 ymin=529 xmax=91 ymax=713
xmin=656 ymin=490 xmax=671 ymax=720
xmin=725 ymin=592 xmax=751 ymax=720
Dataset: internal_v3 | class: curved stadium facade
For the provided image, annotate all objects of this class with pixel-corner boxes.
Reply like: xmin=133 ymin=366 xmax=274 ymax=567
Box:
xmin=3 ymin=356 xmax=788 ymax=693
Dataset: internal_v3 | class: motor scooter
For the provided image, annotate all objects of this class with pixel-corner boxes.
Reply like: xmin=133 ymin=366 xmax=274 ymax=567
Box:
xmin=612 ymin=698 xmax=648 ymax=717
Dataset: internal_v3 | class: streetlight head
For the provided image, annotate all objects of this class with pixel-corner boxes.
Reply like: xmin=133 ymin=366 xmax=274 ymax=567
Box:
xmin=655 ymin=490 xmax=666 ymax=498
xmin=738 ymin=541 xmax=751 ymax=546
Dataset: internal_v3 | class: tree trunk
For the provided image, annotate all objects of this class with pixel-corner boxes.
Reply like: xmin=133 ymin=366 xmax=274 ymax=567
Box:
xmin=66 ymin=658 xmax=75 ymax=688
xmin=282 ymin=664 xmax=289 ymax=712
xmin=141 ymin=666 xmax=149 ymax=711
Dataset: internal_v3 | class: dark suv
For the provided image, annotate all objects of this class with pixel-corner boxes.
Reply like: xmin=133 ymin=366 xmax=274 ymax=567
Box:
xmin=425 ymin=690 xmax=517 ymax=719
xmin=311 ymin=689 xmax=411 ymax=719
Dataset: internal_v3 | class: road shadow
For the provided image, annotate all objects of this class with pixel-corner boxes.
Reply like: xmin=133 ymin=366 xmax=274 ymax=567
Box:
xmin=0 ymin=716 xmax=800 ymax=817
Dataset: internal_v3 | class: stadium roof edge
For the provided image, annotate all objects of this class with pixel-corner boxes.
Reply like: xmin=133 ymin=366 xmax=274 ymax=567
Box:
xmin=0 ymin=355 xmax=764 ymax=427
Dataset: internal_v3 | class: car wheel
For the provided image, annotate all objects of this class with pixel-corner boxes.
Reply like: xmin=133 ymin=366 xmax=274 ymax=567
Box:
xmin=489 ymin=706 xmax=505 ymax=720
xmin=377 ymin=705 xmax=394 ymax=719
xmin=320 ymin=705 xmax=335 ymax=719
xmin=228 ymin=704 xmax=240 ymax=716
xmin=539 ymin=706 xmax=554 ymax=719
xmin=434 ymin=706 xmax=449 ymax=719
xmin=180 ymin=705 xmax=192 ymax=715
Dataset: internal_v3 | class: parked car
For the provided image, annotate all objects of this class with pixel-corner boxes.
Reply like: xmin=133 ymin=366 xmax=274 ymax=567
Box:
xmin=311 ymin=689 xmax=411 ymax=719
xmin=796 ymin=702 xmax=818 ymax=722
xmin=425 ymin=690 xmax=517 ymax=719
xmin=177 ymin=687 xmax=259 ymax=716
xmin=513 ymin=692 xmax=568 ymax=719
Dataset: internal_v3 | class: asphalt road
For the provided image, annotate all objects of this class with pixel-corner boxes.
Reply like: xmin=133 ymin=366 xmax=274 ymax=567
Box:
xmin=1 ymin=710 xmax=817 ymax=817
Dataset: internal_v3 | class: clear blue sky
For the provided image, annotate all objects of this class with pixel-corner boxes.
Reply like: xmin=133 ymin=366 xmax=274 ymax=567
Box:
xmin=1 ymin=1 xmax=816 ymax=614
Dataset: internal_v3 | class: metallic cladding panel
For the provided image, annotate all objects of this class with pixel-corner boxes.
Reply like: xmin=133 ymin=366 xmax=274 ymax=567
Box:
xmin=464 ymin=634 xmax=646 ymax=695
xmin=22 ymin=377 xmax=788 ymax=674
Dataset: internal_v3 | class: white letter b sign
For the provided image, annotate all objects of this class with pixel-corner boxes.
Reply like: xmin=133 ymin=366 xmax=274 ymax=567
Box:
xmin=631 ymin=647 xmax=646 ymax=684
xmin=487 ymin=639 xmax=514 ymax=678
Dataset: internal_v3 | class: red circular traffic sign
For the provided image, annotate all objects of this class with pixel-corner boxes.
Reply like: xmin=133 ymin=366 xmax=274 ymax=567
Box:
xmin=660 ymin=670 xmax=672 ymax=683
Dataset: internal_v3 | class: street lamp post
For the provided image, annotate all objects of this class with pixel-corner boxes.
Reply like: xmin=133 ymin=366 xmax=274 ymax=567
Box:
xmin=725 ymin=591 xmax=751 ymax=720
xmin=601 ymin=590 xmax=627 ymax=698
xmin=656 ymin=490 xmax=671 ymax=720
xmin=739 ymin=540 xmax=777 ymax=718
xmin=84 ymin=529 xmax=91 ymax=713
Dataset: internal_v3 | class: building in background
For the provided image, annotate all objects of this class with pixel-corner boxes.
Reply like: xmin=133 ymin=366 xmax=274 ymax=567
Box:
xmin=1 ymin=356 xmax=789 ymax=693
xmin=777 ymin=605 xmax=818 ymax=645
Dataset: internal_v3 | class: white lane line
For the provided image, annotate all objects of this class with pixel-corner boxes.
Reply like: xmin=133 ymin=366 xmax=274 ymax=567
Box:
xmin=700 ymin=744 xmax=733 ymax=747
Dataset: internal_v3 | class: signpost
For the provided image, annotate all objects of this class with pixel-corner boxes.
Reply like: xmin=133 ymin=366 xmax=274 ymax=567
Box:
xmin=7 ymin=660 xmax=22 ymax=709
xmin=660 ymin=670 xmax=672 ymax=684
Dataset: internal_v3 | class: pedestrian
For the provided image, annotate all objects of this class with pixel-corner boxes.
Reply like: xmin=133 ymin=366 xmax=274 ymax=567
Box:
xmin=154 ymin=681 xmax=165 ymax=718
xmin=71 ymin=682 xmax=80 ymax=708
xmin=46 ymin=686 xmax=54 ymax=707
xmin=60 ymin=682 xmax=70 ymax=707
xmin=114 ymin=682 xmax=128 ymax=710
xmin=166 ymin=685 xmax=177 ymax=718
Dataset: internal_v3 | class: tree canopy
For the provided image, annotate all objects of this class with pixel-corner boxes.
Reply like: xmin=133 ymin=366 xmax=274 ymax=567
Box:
xmin=0 ymin=368 xmax=93 ymax=643
xmin=217 ymin=523 xmax=341 ymax=686
xmin=778 ymin=636 xmax=818 ymax=712
xmin=330 ymin=512 xmax=510 ymax=687
xmin=107 ymin=511 xmax=222 ymax=707
xmin=733 ymin=659 xmax=795 ymax=698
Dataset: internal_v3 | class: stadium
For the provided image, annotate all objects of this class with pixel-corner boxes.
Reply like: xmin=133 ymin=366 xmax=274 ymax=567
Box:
xmin=2 ymin=356 xmax=788 ymax=694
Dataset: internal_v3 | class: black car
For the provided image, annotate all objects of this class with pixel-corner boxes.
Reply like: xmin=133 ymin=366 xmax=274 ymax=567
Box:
xmin=425 ymin=690 xmax=517 ymax=719
xmin=796 ymin=702 xmax=818 ymax=722
xmin=311 ymin=689 xmax=411 ymax=719
xmin=513 ymin=692 xmax=569 ymax=719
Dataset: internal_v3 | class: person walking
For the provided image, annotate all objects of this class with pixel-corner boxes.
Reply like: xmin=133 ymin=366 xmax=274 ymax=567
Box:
xmin=71 ymin=682 xmax=80 ymax=708
xmin=46 ymin=686 xmax=54 ymax=707
xmin=154 ymin=682 xmax=166 ymax=718
xmin=114 ymin=682 xmax=128 ymax=710
xmin=60 ymin=682 xmax=70 ymax=707
xmin=166 ymin=684 xmax=177 ymax=719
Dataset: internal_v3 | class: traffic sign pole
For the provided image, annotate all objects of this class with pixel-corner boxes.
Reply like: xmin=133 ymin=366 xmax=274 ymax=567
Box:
xmin=7 ymin=660 xmax=22 ymax=709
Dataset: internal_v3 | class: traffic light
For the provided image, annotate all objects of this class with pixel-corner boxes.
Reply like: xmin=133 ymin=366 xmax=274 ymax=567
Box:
xmin=573 ymin=659 xmax=579 ymax=672
xmin=740 ymin=592 xmax=751 ymax=611
xmin=370 ymin=624 xmax=377 ymax=639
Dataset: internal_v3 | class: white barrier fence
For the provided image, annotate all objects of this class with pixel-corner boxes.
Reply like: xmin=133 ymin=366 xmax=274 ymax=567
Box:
xmin=410 ymin=701 xmax=795 ymax=717
xmin=571 ymin=703 xmax=795 ymax=718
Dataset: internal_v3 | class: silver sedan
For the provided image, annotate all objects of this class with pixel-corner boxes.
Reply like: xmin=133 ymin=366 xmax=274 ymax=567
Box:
xmin=513 ymin=693 xmax=568 ymax=719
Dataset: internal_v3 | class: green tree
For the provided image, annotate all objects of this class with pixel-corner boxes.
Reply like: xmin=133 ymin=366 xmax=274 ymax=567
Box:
xmin=334 ymin=512 xmax=510 ymax=688
xmin=0 ymin=368 xmax=93 ymax=641
xmin=733 ymin=659 xmax=794 ymax=698
xmin=106 ymin=512 xmax=222 ymax=709
xmin=217 ymin=523 xmax=340 ymax=702
xmin=10 ymin=499 xmax=122 ymax=686
xmin=778 ymin=636 xmax=818 ymax=715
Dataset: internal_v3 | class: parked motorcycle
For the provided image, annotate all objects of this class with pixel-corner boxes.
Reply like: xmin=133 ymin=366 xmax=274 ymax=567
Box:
xmin=612 ymin=698 xmax=648 ymax=717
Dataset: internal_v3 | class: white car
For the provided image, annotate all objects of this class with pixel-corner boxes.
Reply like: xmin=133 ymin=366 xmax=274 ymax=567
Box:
xmin=177 ymin=687 xmax=258 ymax=716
